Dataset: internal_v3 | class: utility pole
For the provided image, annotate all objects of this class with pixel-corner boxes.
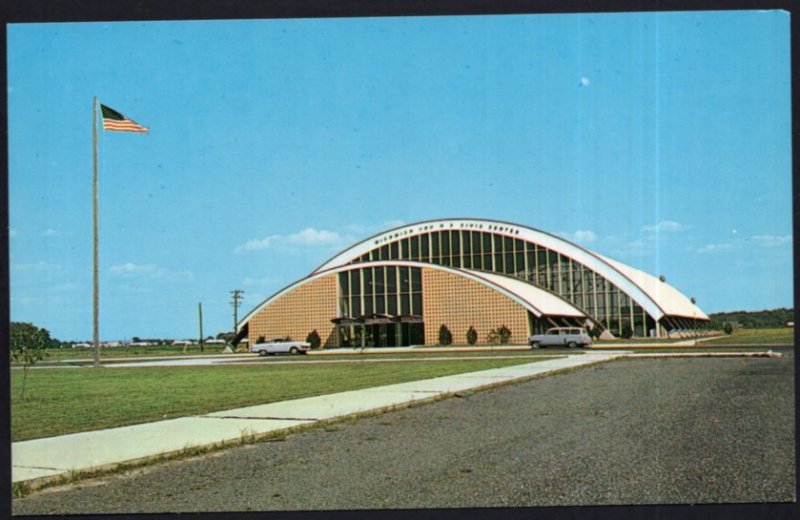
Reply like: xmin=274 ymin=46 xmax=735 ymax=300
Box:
xmin=230 ymin=289 xmax=244 ymax=348
xmin=92 ymin=97 xmax=100 ymax=368
xmin=198 ymin=302 xmax=204 ymax=353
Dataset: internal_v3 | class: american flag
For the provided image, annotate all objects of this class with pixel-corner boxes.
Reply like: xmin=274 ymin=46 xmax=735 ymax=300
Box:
xmin=100 ymin=104 xmax=149 ymax=133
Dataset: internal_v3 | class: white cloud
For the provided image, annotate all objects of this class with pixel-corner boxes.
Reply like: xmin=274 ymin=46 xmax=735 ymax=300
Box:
xmin=42 ymin=229 xmax=58 ymax=237
xmin=557 ymin=230 xmax=597 ymax=244
xmin=750 ymin=234 xmax=792 ymax=247
xmin=697 ymin=243 xmax=735 ymax=254
xmin=580 ymin=77 xmax=590 ymax=87
xmin=108 ymin=262 xmax=193 ymax=282
xmin=286 ymin=228 xmax=341 ymax=246
xmin=235 ymin=227 xmax=343 ymax=253
xmin=642 ymin=221 xmax=688 ymax=233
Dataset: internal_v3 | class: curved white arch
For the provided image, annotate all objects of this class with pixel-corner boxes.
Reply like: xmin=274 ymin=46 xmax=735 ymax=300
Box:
xmin=312 ymin=217 xmax=708 ymax=322
xmin=239 ymin=260 xmax=586 ymax=331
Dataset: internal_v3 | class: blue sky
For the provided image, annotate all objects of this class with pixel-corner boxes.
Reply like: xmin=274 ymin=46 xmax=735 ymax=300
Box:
xmin=8 ymin=11 xmax=792 ymax=341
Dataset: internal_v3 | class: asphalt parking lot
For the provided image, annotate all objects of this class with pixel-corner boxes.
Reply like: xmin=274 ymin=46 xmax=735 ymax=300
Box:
xmin=13 ymin=352 xmax=795 ymax=514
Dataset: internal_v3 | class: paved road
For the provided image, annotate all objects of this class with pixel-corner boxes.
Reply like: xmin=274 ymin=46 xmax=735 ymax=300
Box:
xmin=14 ymin=354 xmax=794 ymax=514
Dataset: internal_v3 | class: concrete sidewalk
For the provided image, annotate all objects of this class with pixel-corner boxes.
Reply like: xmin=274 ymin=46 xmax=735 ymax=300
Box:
xmin=12 ymin=352 xmax=625 ymax=485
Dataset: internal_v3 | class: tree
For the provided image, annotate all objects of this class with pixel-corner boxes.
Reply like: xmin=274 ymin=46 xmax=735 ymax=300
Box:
xmin=723 ymin=322 xmax=734 ymax=335
xmin=11 ymin=322 xmax=51 ymax=399
xmin=497 ymin=325 xmax=512 ymax=344
xmin=438 ymin=325 xmax=453 ymax=346
xmin=466 ymin=326 xmax=478 ymax=345
xmin=306 ymin=330 xmax=322 ymax=349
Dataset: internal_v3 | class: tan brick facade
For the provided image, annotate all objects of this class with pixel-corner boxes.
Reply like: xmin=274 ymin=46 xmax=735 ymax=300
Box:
xmin=247 ymin=274 xmax=340 ymax=348
xmin=422 ymin=269 xmax=530 ymax=345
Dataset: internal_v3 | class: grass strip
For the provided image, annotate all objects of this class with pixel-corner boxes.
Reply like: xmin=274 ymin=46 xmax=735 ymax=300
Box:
xmin=12 ymin=357 xmax=541 ymax=441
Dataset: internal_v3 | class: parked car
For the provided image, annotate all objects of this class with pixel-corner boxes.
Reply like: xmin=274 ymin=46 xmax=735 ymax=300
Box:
xmin=528 ymin=327 xmax=592 ymax=349
xmin=250 ymin=338 xmax=310 ymax=356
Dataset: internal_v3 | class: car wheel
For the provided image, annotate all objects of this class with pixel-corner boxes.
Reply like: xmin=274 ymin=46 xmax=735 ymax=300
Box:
xmin=290 ymin=347 xmax=299 ymax=355
xmin=530 ymin=341 xmax=540 ymax=349
xmin=567 ymin=341 xmax=577 ymax=349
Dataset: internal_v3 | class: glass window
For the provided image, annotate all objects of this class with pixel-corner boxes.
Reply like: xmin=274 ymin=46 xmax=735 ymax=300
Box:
xmin=362 ymin=295 xmax=372 ymax=315
xmin=420 ymin=233 xmax=429 ymax=259
xmin=350 ymin=270 xmax=360 ymax=294
xmin=400 ymin=239 xmax=409 ymax=259
xmin=411 ymin=268 xmax=422 ymax=292
xmin=515 ymin=252 xmax=525 ymax=276
xmin=463 ymin=255 xmax=472 ymax=268
xmin=441 ymin=231 xmax=450 ymax=257
xmin=504 ymin=251 xmax=514 ymax=274
xmin=410 ymin=236 xmax=419 ymax=259
xmin=451 ymin=231 xmax=460 ymax=256
xmin=380 ymin=245 xmax=389 ymax=261
xmin=375 ymin=294 xmax=385 ymax=314
xmin=352 ymin=295 xmax=361 ymax=317
xmin=462 ymin=231 xmax=471 ymax=255
xmin=390 ymin=241 xmax=399 ymax=260
xmin=503 ymin=236 xmax=513 ymax=254
xmin=400 ymin=293 xmax=410 ymax=315
xmin=482 ymin=233 xmax=492 ymax=254
xmin=363 ymin=268 xmax=373 ymax=296
xmin=387 ymin=294 xmax=397 ymax=315
xmin=373 ymin=266 xmax=385 ymax=293
xmin=483 ymin=253 xmax=493 ymax=271
xmin=399 ymin=266 xmax=410 ymax=292
xmin=431 ymin=232 xmax=440 ymax=257
xmin=386 ymin=266 xmax=397 ymax=293
xmin=339 ymin=272 xmax=349 ymax=296
xmin=412 ymin=293 xmax=423 ymax=316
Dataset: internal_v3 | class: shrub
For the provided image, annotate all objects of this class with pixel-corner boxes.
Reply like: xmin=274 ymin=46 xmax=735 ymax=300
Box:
xmin=466 ymin=326 xmax=478 ymax=345
xmin=590 ymin=324 xmax=604 ymax=340
xmin=438 ymin=325 xmax=453 ymax=346
xmin=498 ymin=325 xmax=512 ymax=344
xmin=621 ymin=325 xmax=633 ymax=339
xmin=306 ymin=330 xmax=322 ymax=349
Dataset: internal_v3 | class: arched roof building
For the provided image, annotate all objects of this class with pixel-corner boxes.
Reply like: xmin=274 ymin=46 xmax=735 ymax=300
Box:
xmin=239 ymin=218 xmax=711 ymax=348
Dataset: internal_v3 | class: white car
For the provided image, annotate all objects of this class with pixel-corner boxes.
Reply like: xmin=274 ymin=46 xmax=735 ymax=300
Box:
xmin=251 ymin=338 xmax=310 ymax=356
xmin=528 ymin=327 xmax=592 ymax=349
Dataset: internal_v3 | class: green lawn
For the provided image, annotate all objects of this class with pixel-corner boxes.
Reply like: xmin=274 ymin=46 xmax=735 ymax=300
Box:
xmin=701 ymin=327 xmax=794 ymax=345
xmin=36 ymin=345 xmax=230 ymax=361
xmin=11 ymin=357 xmax=543 ymax=441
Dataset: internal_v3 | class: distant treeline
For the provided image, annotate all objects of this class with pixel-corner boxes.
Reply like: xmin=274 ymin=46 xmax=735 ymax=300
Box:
xmin=709 ymin=307 xmax=794 ymax=329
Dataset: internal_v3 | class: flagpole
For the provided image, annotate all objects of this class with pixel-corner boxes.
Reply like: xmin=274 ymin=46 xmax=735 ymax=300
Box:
xmin=93 ymin=97 xmax=100 ymax=368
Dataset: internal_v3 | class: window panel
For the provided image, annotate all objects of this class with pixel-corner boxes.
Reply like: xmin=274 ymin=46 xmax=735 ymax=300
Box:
xmin=400 ymin=293 xmax=410 ymax=315
xmin=462 ymin=231 xmax=471 ymax=255
xmin=386 ymin=266 xmax=397 ymax=293
xmin=420 ymin=233 xmax=429 ymax=259
xmin=390 ymin=241 xmax=399 ymax=260
xmin=373 ymin=266 xmax=385 ymax=293
xmin=399 ymin=266 xmax=410 ymax=292
xmin=401 ymin=239 xmax=409 ymax=259
xmin=380 ymin=245 xmax=389 ymax=261
xmin=412 ymin=293 xmax=423 ymax=316
xmin=410 ymin=236 xmax=419 ymax=259
xmin=411 ymin=268 xmax=422 ymax=292
xmin=441 ymin=231 xmax=450 ymax=257
xmin=451 ymin=231 xmax=460 ymax=256
xmin=339 ymin=272 xmax=349 ymax=296
xmin=363 ymin=268 xmax=373 ymax=296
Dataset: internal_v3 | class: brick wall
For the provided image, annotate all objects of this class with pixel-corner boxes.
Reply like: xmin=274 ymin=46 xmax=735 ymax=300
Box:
xmin=247 ymin=274 xmax=339 ymax=348
xmin=422 ymin=269 xmax=530 ymax=345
